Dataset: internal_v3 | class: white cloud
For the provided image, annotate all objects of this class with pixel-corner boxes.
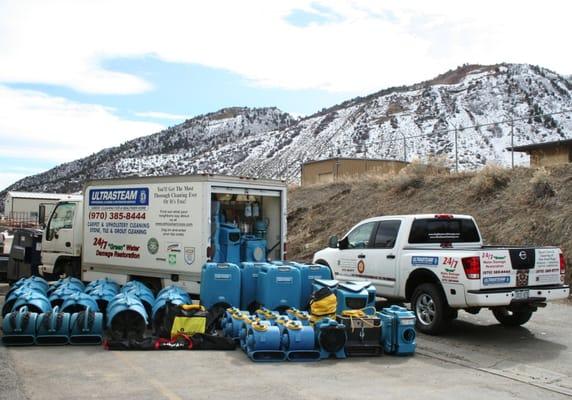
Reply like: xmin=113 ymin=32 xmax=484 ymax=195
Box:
xmin=134 ymin=111 xmax=188 ymax=121
xmin=0 ymin=0 xmax=570 ymax=95
xmin=0 ymin=85 xmax=164 ymax=188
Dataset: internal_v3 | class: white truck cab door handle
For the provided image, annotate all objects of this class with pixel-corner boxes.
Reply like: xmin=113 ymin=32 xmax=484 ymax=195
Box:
xmin=387 ymin=254 xmax=396 ymax=259
xmin=358 ymin=254 xmax=366 ymax=259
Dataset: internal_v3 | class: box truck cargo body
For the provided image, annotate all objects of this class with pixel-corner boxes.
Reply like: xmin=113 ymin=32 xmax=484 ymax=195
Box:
xmin=40 ymin=175 xmax=287 ymax=294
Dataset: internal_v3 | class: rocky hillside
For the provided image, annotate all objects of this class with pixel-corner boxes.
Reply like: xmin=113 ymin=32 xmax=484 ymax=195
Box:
xmin=287 ymin=162 xmax=572 ymax=286
xmin=3 ymin=63 xmax=572 ymax=204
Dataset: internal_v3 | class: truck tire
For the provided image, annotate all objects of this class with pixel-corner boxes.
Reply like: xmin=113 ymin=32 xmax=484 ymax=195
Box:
xmin=411 ymin=283 xmax=451 ymax=335
xmin=492 ymin=307 xmax=533 ymax=327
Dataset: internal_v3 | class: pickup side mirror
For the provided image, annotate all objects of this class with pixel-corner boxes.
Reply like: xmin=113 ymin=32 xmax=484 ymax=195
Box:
xmin=338 ymin=236 xmax=349 ymax=250
xmin=328 ymin=235 xmax=338 ymax=249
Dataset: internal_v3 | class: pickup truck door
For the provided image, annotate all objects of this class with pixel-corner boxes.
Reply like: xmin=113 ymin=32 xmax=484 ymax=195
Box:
xmin=335 ymin=221 xmax=377 ymax=281
xmin=366 ymin=220 xmax=402 ymax=296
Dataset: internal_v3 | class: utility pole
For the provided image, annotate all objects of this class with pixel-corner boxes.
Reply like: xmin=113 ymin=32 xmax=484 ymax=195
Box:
xmin=455 ymin=126 xmax=459 ymax=173
xmin=511 ymin=120 xmax=514 ymax=169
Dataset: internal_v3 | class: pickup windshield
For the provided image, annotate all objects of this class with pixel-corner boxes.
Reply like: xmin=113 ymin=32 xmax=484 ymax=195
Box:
xmin=408 ymin=218 xmax=480 ymax=244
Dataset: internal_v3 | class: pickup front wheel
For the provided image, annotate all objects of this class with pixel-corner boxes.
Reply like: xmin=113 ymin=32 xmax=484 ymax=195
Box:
xmin=411 ymin=283 xmax=450 ymax=335
xmin=492 ymin=307 xmax=533 ymax=327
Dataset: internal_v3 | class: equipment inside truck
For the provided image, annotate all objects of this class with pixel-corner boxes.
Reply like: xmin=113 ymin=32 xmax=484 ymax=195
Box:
xmin=211 ymin=190 xmax=282 ymax=264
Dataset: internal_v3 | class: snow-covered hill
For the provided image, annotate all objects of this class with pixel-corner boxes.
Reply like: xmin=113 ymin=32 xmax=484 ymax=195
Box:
xmin=3 ymin=63 xmax=572 ymax=201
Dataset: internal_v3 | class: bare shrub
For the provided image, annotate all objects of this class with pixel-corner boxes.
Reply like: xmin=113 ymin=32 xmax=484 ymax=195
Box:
xmin=384 ymin=158 xmax=450 ymax=192
xmin=529 ymin=168 xmax=555 ymax=201
xmin=468 ymin=164 xmax=510 ymax=198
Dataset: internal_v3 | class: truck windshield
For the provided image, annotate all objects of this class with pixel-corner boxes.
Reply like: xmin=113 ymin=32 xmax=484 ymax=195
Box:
xmin=408 ymin=218 xmax=480 ymax=244
xmin=46 ymin=202 xmax=76 ymax=241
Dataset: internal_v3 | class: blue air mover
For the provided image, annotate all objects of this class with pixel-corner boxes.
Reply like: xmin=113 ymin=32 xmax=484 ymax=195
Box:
xmin=156 ymin=285 xmax=190 ymax=300
xmin=239 ymin=262 xmax=263 ymax=311
xmin=377 ymin=305 xmax=416 ymax=356
xmin=48 ymin=277 xmax=85 ymax=294
xmin=286 ymin=308 xmax=311 ymax=326
xmin=281 ymin=320 xmax=320 ymax=361
xmin=255 ymin=307 xmax=280 ymax=322
xmin=239 ymin=315 xmax=259 ymax=350
xmin=2 ymin=307 xmax=37 ymax=346
xmin=49 ymin=285 xmax=84 ymax=308
xmin=335 ymin=281 xmax=375 ymax=314
xmin=241 ymin=236 xmax=267 ymax=263
xmin=11 ymin=276 xmax=49 ymax=294
xmin=122 ymin=282 xmax=155 ymax=319
xmin=3 ymin=286 xmax=47 ymax=317
xmin=85 ymin=278 xmax=120 ymax=294
xmin=88 ymin=285 xmax=119 ymax=316
xmin=312 ymin=279 xmax=338 ymax=294
xmin=222 ymin=310 xmax=251 ymax=341
xmin=61 ymin=292 xmax=99 ymax=314
xmin=256 ymin=264 xmax=301 ymax=311
xmin=245 ymin=321 xmax=286 ymax=362
xmin=294 ymin=263 xmax=332 ymax=309
xmin=107 ymin=293 xmax=148 ymax=340
xmin=200 ymin=262 xmax=241 ymax=309
xmin=12 ymin=290 xmax=52 ymax=314
xmin=69 ymin=307 xmax=104 ymax=345
xmin=35 ymin=306 xmax=70 ymax=345
xmin=314 ymin=318 xmax=347 ymax=359
xmin=152 ymin=287 xmax=192 ymax=329
xmin=347 ymin=281 xmax=376 ymax=312
xmin=218 ymin=224 xmax=241 ymax=264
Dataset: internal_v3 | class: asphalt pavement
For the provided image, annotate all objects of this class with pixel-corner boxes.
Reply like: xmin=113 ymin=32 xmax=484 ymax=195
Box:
xmin=1 ymin=283 xmax=571 ymax=400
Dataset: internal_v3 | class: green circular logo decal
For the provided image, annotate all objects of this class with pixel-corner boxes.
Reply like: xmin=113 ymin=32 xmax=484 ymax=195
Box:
xmin=147 ymin=238 xmax=159 ymax=255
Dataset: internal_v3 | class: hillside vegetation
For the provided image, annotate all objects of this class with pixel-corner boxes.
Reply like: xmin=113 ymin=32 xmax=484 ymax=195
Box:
xmin=287 ymin=163 xmax=572 ymax=285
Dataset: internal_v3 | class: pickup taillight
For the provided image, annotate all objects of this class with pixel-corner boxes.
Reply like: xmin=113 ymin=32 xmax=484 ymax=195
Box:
xmin=560 ymin=253 xmax=566 ymax=275
xmin=462 ymin=256 xmax=481 ymax=280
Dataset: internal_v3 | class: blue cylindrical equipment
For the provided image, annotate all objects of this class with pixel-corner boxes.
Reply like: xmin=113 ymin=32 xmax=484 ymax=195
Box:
xmin=255 ymin=307 xmax=280 ymax=321
xmin=107 ymin=293 xmax=148 ymax=340
xmin=48 ymin=285 xmax=84 ymax=308
xmin=12 ymin=290 xmax=52 ymax=314
xmin=200 ymin=262 xmax=241 ymax=309
xmin=61 ymin=292 xmax=100 ymax=314
xmin=246 ymin=321 xmax=285 ymax=362
xmin=256 ymin=264 xmax=301 ymax=311
xmin=11 ymin=276 xmax=49 ymax=294
xmin=281 ymin=321 xmax=320 ymax=361
xmin=121 ymin=282 xmax=155 ymax=319
xmin=88 ymin=285 xmax=120 ymax=314
xmin=314 ymin=318 xmax=347 ymax=359
xmin=286 ymin=308 xmax=311 ymax=326
xmin=85 ymin=278 xmax=120 ymax=294
xmin=2 ymin=306 xmax=37 ymax=346
xmin=49 ymin=277 xmax=85 ymax=294
xmin=3 ymin=285 xmax=47 ymax=317
xmin=35 ymin=306 xmax=70 ymax=345
xmin=222 ymin=310 xmax=251 ymax=340
xmin=69 ymin=306 xmax=104 ymax=345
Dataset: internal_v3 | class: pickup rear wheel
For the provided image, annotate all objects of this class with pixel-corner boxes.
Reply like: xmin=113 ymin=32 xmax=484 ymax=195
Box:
xmin=492 ymin=307 xmax=533 ymax=326
xmin=412 ymin=283 xmax=450 ymax=335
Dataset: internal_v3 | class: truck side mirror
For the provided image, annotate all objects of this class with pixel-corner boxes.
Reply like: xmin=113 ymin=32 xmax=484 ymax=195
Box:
xmin=328 ymin=235 xmax=338 ymax=249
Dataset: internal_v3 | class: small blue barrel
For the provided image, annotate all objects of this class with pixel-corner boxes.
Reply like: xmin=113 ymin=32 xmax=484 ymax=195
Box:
xmin=200 ymin=262 xmax=241 ymax=309
xmin=256 ymin=264 xmax=301 ymax=311
xmin=292 ymin=263 xmax=332 ymax=309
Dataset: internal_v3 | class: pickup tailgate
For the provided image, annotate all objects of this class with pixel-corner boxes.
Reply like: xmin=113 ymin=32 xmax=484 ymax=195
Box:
xmin=480 ymin=248 xmax=563 ymax=289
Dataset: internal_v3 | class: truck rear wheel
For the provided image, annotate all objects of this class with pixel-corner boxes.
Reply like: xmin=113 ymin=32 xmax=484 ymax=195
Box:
xmin=492 ymin=307 xmax=533 ymax=326
xmin=411 ymin=283 xmax=450 ymax=335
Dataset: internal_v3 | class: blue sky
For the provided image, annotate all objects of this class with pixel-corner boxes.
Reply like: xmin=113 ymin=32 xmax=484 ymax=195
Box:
xmin=0 ymin=0 xmax=570 ymax=191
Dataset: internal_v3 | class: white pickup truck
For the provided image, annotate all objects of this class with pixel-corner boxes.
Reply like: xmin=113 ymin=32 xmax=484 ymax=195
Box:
xmin=313 ymin=214 xmax=569 ymax=334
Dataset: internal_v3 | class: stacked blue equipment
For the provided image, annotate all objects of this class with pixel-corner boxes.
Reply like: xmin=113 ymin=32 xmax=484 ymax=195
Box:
xmin=314 ymin=318 xmax=347 ymax=359
xmin=218 ymin=224 xmax=241 ymax=264
xmin=293 ymin=263 xmax=332 ymax=309
xmin=87 ymin=285 xmax=119 ymax=315
xmin=61 ymin=292 xmax=99 ymax=314
xmin=49 ymin=285 xmax=84 ymax=308
xmin=239 ymin=262 xmax=265 ymax=310
xmin=377 ymin=305 xmax=417 ymax=356
xmin=241 ymin=235 xmax=267 ymax=263
xmin=245 ymin=320 xmax=285 ymax=362
xmin=12 ymin=289 xmax=51 ymax=314
xmin=200 ymin=262 xmax=241 ymax=309
xmin=281 ymin=320 xmax=320 ymax=361
xmin=286 ymin=308 xmax=311 ymax=326
xmin=49 ymin=277 xmax=85 ymax=294
xmin=256 ymin=264 xmax=301 ymax=311
xmin=12 ymin=276 xmax=49 ymax=293
xmin=122 ymin=281 xmax=155 ymax=319
xmin=2 ymin=307 xmax=37 ymax=346
xmin=69 ymin=306 xmax=104 ymax=345
xmin=86 ymin=278 xmax=120 ymax=294
xmin=35 ymin=306 xmax=70 ymax=345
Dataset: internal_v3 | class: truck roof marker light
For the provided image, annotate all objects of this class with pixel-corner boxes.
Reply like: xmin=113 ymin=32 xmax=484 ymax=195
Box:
xmin=560 ymin=253 xmax=566 ymax=275
xmin=435 ymin=214 xmax=454 ymax=219
xmin=462 ymin=256 xmax=480 ymax=280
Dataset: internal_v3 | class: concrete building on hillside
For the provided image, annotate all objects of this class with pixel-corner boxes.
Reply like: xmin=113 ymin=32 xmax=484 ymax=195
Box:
xmin=301 ymin=158 xmax=408 ymax=186
xmin=507 ymin=139 xmax=572 ymax=167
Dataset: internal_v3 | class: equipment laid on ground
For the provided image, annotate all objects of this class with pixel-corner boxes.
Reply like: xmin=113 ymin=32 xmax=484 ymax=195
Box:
xmin=2 ymin=307 xmax=38 ymax=346
xmin=106 ymin=293 xmax=148 ymax=340
xmin=200 ymin=262 xmax=241 ymax=309
xmin=335 ymin=282 xmax=376 ymax=314
xmin=281 ymin=320 xmax=320 ymax=361
xmin=48 ymin=277 xmax=85 ymax=294
xmin=222 ymin=309 xmax=250 ymax=341
xmin=308 ymin=286 xmax=337 ymax=324
xmin=377 ymin=305 xmax=417 ymax=356
xmin=86 ymin=278 xmax=121 ymax=294
xmin=61 ymin=292 xmax=100 ymax=314
xmin=255 ymin=307 xmax=280 ymax=321
xmin=256 ymin=264 xmax=301 ymax=311
xmin=218 ymin=224 xmax=241 ymax=265
xmin=11 ymin=276 xmax=49 ymax=293
xmin=313 ymin=318 xmax=347 ymax=359
xmin=121 ymin=281 xmax=155 ymax=318
xmin=337 ymin=310 xmax=383 ymax=357
xmin=286 ymin=308 xmax=311 ymax=326
xmin=239 ymin=315 xmax=258 ymax=350
xmin=152 ymin=287 xmax=192 ymax=335
xmin=35 ymin=306 xmax=70 ymax=345
xmin=169 ymin=305 xmax=208 ymax=339
xmin=48 ymin=285 xmax=83 ymax=308
xmin=88 ymin=285 xmax=119 ymax=315
xmin=245 ymin=320 xmax=285 ymax=362
xmin=12 ymin=290 xmax=52 ymax=314
xmin=69 ymin=307 xmax=104 ymax=345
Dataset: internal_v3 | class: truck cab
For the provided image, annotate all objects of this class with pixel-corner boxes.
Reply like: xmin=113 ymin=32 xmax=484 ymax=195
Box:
xmin=39 ymin=196 xmax=83 ymax=278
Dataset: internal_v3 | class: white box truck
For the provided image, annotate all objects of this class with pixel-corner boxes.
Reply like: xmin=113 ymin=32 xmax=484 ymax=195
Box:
xmin=40 ymin=175 xmax=288 ymax=294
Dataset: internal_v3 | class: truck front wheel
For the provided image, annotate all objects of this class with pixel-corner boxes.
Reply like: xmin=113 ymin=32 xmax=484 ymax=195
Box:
xmin=411 ymin=283 xmax=451 ymax=335
xmin=492 ymin=307 xmax=533 ymax=327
